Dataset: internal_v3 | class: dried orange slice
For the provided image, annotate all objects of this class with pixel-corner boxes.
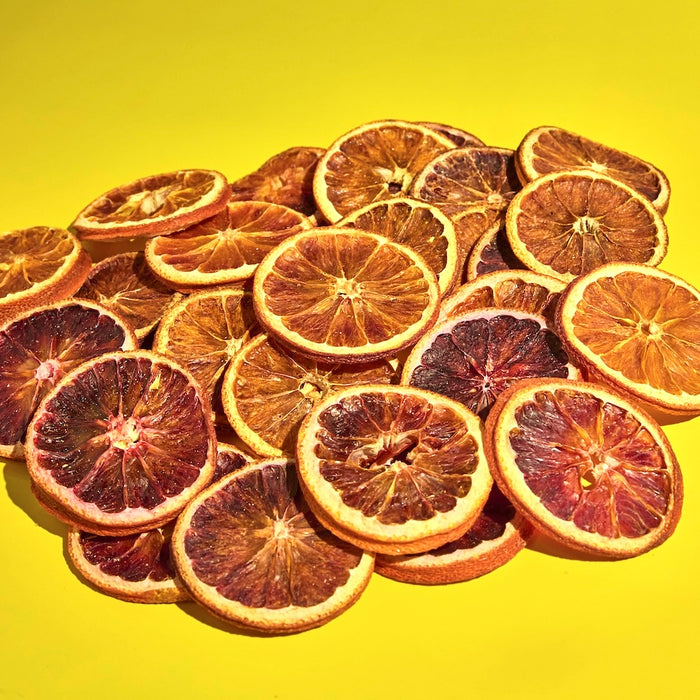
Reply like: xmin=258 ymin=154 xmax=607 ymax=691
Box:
xmin=72 ymin=169 xmax=231 ymax=239
xmin=171 ymin=458 xmax=374 ymax=634
xmin=229 ymin=146 xmax=325 ymax=216
xmin=485 ymin=378 xmax=683 ymax=558
xmin=313 ymin=120 xmax=454 ymax=223
xmin=506 ymin=170 xmax=668 ymax=282
xmin=145 ymin=201 xmax=313 ymax=289
xmin=296 ymin=385 xmax=492 ymax=555
xmin=0 ymin=300 xmax=138 ymax=459
xmin=211 ymin=442 xmax=250 ymax=483
xmin=516 ymin=126 xmax=670 ymax=214
xmin=557 ymin=263 xmax=700 ymax=419
xmin=253 ymin=228 xmax=441 ymax=363
xmin=402 ymin=309 xmax=577 ymax=418
xmin=221 ymin=334 xmax=396 ymax=457
xmin=375 ymin=485 xmax=532 ymax=584
xmin=417 ymin=121 xmax=485 ymax=148
xmin=26 ymin=350 xmax=217 ymax=535
xmin=67 ymin=525 xmax=189 ymax=604
xmin=75 ymin=252 xmax=179 ymax=342
xmin=465 ymin=226 xmax=524 ymax=281
xmin=337 ymin=197 xmax=460 ymax=296
xmin=0 ymin=226 xmax=92 ymax=325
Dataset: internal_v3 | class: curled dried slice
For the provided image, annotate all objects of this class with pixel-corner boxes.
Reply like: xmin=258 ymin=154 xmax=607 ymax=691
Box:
xmin=465 ymin=227 xmax=524 ymax=281
xmin=416 ymin=122 xmax=485 ymax=148
xmin=171 ymin=459 xmax=374 ymax=634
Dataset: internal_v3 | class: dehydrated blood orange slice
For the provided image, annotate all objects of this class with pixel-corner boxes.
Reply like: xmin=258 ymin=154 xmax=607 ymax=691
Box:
xmin=516 ymin=126 xmax=670 ymax=214
xmin=337 ymin=197 xmax=460 ymax=296
xmin=171 ymin=458 xmax=374 ymax=634
xmin=67 ymin=525 xmax=189 ymax=604
xmin=26 ymin=351 xmax=217 ymax=535
xmin=0 ymin=227 xmax=91 ymax=325
xmin=313 ymin=120 xmax=454 ymax=223
xmin=72 ymin=169 xmax=230 ymax=239
xmin=506 ymin=170 xmax=668 ymax=282
xmin=417 ymin=121 xmax=485 ymax=148
xmin=465 ymin=226 xmax=524 ymax=281
xmin=557 ymin=263 xmax=700 ymax=419
xmin=296 ymin=385 xmax=492 ymax=555
xmin=0 ymin=300 xmax=138 ymax=459
xmin=253 ymin=228 xmax=441 ymax=363
xmin=75 ymin=252 xmax=179 ymax=342
xmin=375 ymin=485 xmax=532 ymax=584
xmin=485 ymin=378 xmax=683 ymax=558
xmin=402 ymin=309 xmax=577 ymax=418
xmin=229 ymin=147 xmax=325 ymax=216
xmin=221 ymin=334 xmax=396 ymax=457
xmin=211 ymin=442 xmax=250 ymax=483
xmin=145 ymin=201 xmax=313 ymax=289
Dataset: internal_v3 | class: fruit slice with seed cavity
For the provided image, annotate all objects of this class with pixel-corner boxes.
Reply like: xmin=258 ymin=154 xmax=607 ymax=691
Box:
xmin=516 ymin=126 xmax=670 ymax=214
xmin=402 ymin=309 xmax=577 ymax=418
xmin=0 ymin=300 xmax=138 ymax=460
xmin=67 ymin=524 xmax=189 ymax=603
xmin=337 ymin=197 xmax=460 ymax=296
xmin=145 ymin=201 xmax=313 ymax=289
xmin=505 ymin=170 xmax=668 ymax=282
xmin=416 ymin=122 xmax=485 ymax=148
xmin=26 ymin=350 xmax=217 ymax=535
xmin=75 ymin=252 xmax=179 ymax=342
xmin=72 ymin=169 xmax=231 ymax=239
xmin=313 ymin=120 xmax=455 ymax=223
xmin=557 ymin=263 xmax=700 ymax=419
xmin=0 ymin=227 xmax=92 ymax=326
xmin=375 ymin=485 xmax=532 ymax=584
xmin=172 ymin=458 xmax=374 ymax=634
xmin=229 ymin=147 xmax=325 ymax=216
xmin=253 ymin=228 xmax=440 ymax=363
xmin=296 ymin=385 xmax=492 ymax=555
xmin=465 ymin=227 xmax=524 ymax=281
xmin=222 ymin=334 xmax=396 ymax=457
xmin=485 ymin=378 xmax=683 ymax=558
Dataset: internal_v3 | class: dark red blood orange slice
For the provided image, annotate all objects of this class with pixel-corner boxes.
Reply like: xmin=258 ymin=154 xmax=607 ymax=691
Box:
xmin=211 ymin=442 xmax=251 ymax=483
xmin=465 ymin=227 xmax=525 ymax=281
xmin=417 ymin=122 xmax=485 ymax=148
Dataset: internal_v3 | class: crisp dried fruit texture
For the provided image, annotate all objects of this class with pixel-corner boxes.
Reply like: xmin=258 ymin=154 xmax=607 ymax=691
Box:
xmin=417 ymin=122 xmax=485 ymax=148
xmin=466 ymin=227 xmax=524 ymax=281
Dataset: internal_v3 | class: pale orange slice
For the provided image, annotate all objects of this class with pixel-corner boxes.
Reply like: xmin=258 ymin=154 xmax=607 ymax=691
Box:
xmin=253 ymin=228 xmax=441 ymax=363
xmin=72 ymin=169 xmax=231 ymax=239
xmin=465 ymin=227 xmax=525 ymax=281
xmin=416 ymin=122 xmax=485 ymax=148
xmin=516 ymin=126 xmax=670 ymax=214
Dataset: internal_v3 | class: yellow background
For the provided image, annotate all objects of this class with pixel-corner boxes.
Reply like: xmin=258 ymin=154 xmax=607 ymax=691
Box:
xmin=2 ymin=1 xmax=699 ymax=698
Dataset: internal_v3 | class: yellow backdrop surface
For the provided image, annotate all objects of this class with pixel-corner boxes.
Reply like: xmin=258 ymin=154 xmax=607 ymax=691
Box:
xmin=1 ymin=1 xmax=699 ymax=698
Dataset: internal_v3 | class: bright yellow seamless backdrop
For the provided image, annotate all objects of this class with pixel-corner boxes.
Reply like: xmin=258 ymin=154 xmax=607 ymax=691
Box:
xmin=1 ymin=1 xmax=699 ymax=698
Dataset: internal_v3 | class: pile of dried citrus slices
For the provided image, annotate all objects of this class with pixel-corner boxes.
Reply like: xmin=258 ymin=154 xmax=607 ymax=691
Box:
xmin=1 ymin=119 xmax=697 ymax=634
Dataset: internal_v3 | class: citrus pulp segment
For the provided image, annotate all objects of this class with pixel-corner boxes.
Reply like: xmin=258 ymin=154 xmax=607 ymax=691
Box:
xmin=557 ymin=263 xmax=700 ymax=418
xmin=0 ymin=300 xmax=138 ymax=459
xmin=416 ymin=122 xmax=485 ymax=148
xmin=296 ymin=385 xmax=492 ymax=555
xmin=26 ymin=351 xmax=217 ymax=535
xmin=171 ymin=459 xmax=374 ymax=633
xmin=505 ymin=170 xmax=668 ymax=282
xmin=144 ymin=201 xmax=313 ymax=288
xmin=485 ymin=378 xmax=683 ymax=558
xmin=516 ymin=126 xmax=671 ymax=214
xmin=465 ymin=227 xmax=524 ymax=281
xmin=312 ymin=120 xmax=455 ymax=223
xmin=221 ymin=334 xmax=396 ymax=457
xmin=72 ymin=169 xmax=231 ymax=239
xmin=252 ymin=228 xmax=441 ymax=363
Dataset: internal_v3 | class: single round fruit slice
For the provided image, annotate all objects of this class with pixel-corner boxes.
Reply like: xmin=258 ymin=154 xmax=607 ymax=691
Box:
xmin=516 ymin=126 xmax=670 ymax=214
xmin=222 ymin=334 xmax=396 ymax=457
xmin=0 ymin=227 xmax=92 ymax=325
xmin=0 ymin=300 xmax=138 ymax=459
xmin=337 ymin=197 xmax=460 ymax=296
xmin=465 ymin=226 xmax=524 ymax=281
xmin=375 ymin=485 xmax=532 ymax=584
xmin=145 ymin=201 xmax=313 ymax=288
xmin=296 ymin=385 xmax=492 ymax=555
xmin=557 ymin=263 xmax=700 ymax=419
xmin=313 ymin=120 xmax=455 ymax=223
xmin=402 ymin=309 xmax=577 ymax=418
xmin=75 ymin=252 xmax=179 ymax=341
xmin=253 ymin=228 xmax=441 ymax=363
xmin=485 ymin=378 xmax=683 ymax=558
xmin=171 ymin=458 xmax=375 ymax=634
xmin=505 ymin=170 xmax=668 ymax=282
xmin=67 ymin=525 xmax=189 ymax=604
xmin=229 ymin=146 xmax=325 ymax=216
xmin=417 ymin=121 xmax=485 ymax=148
xmin=26 ymin=351 xmax=217 ymax=535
